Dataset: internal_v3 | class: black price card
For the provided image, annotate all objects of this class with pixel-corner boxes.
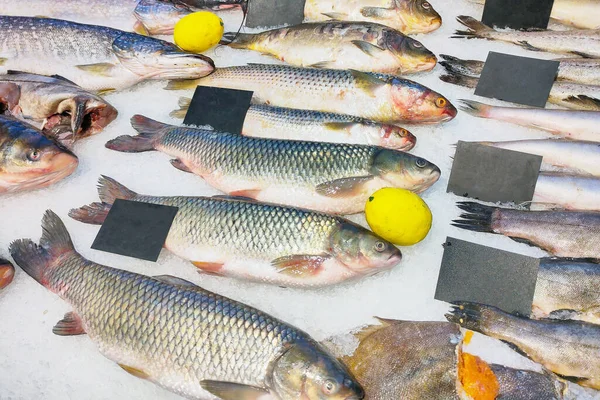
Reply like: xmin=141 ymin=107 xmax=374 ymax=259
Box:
xmin=482 ymin=0 xmax=555 ymax=30
xmin=245 ymin=0 xmax=306 ymax=28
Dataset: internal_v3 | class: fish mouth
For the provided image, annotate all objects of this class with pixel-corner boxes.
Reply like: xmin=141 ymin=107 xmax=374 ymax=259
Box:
xmin=441 ymin=103 xmax=458 ymax=121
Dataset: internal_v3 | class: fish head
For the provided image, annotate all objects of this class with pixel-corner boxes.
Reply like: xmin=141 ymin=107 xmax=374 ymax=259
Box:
xmin=396 ymin=0 xmax=442 ymax=34
xmin=329 ymin=222 xmax=402 ymax=274
xmin=53 ymin=96 xmax=118 ymax=141
xmin=384 ymin=32 xmax=437 ymax=72
xmin=372 ymin=149 xmax=440 ymax=193
xmin=376 ymin=124 xmax=416 ymax=151
xmin=0 ymin=258 xmax=14 ymax=290
xmin=133 ymin=0 xmax=195 ymax=35
xmin=0 ymin=125 xmax=78 ymax=192
xmin=272 ymin=340 xmax=365 ymax=400
xmin=112 ymin=33 xmax=215 ymax=80
xmin=389 ymin=79 xmax=457 ymax=123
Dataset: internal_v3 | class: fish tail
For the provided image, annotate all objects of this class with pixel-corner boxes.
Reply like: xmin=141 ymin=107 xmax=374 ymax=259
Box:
xmin=169 ymin=97 xmax=192 ymax=119
xmin=68 ymin=202 xmax=112 ymax=225
xmin=105 ymin=115 xmax=167 ymax=153
xmin=439 ymin=72 xmax=479 ymax=89
xmin=452 ymin=201 xmax=497 ymax=233
xmin=97 ymin=175 xmax=137 ymax=204
xmin=439 ymin=54 xmax=484 ymax=77
xmin=453 ymin=16 xmax=494 ymax=39
xmin=458 ymin=99 xmax=493 ymax=118
xmin=446 ymin=301 xmax=491 ymax=333
xmin=220 ymin=32 xmax=254 ymax=47
xmin=165 ymin=79 xmax=201 ymax=90
xmin=9 ymin=210 xmax=75 ymax=286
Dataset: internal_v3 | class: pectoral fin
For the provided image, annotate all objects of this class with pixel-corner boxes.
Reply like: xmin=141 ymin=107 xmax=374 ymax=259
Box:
xmin=76 ymin=63 xmax=118 ymax=77
xmin=118 ymin=364 xmax=150 ymax=380
xmin=170 ymin=159 xmax=193 ymax=173
xmin=230 ymin=189 xmax=262 ymax=199
xmin=200 ymin=380 xmax=270 ymax=400
xmin=321 ymin=12 xmax=348 ymax=20
xmin=350 ymin=70 xmax=386 ymax=97
xmin=133 ymin=21 xmax=149 ymax=36
xmin=361 ymin=6 xmax=392 ymax=17
xmin=308 ymin=61 xmax=334 ymax=69
xmin=272 ymin=254 xmax=329 ymax=277
xmin=192 ymin=261 xmax=225 ymax=276
xmin=97 ymin=88 xmax=117 ymax=96
xmin=563 ymin=95 xmax=600 ymax=111
xmin=323 ymin=122 xmax=355 ymax=132
xmin=53 ymin=311 xmax=86 ymax=336
xmin=352 ymin=40 xmax=386 ymax=57
xmin=153 ymin=274 xmax=199 ymax=288
xmin=315 ymin=175 xmax=375 ymax=197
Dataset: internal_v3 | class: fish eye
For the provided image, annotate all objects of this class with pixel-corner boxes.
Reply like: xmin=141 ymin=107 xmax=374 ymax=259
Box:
xmin=27 ymin=149 xmax=41 ymax=161
xmin=422 ymin=1 xmax=431 ymax=9
xmin=412 ymin=41 xmax=423 ymax=48
xmin=416 ymin=158 xmax=427 ymax=168
xmin=322 ymin=379 xmax=338 ymax=395
xmin=374 ymin=241 xmax=387 ymax=252
xmin=399 ymin=128 xmax=409 ymax=137
xmin=435 ymin=98 xmax=447 ymax=108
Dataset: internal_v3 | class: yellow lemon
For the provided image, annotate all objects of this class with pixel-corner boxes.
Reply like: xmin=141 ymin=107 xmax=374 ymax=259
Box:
xmin=174 ymin=11 xmax=224 ymax=53
xmin=365 ymin=188 xmax=432 ymax=246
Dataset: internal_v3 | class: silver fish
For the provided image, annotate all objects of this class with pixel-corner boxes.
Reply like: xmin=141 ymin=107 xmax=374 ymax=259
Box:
xmin=453 ymin=201 xmax=600 ymax=259
xmin=0 ymin=16 xmax=215 ymax=92
xmin=105 ymin=115 xmax=440 ymax=214
xmin=10 ymin=210 xmax=365 ymax=400
xmin=532 ymin=173 xmax=600 ymax=211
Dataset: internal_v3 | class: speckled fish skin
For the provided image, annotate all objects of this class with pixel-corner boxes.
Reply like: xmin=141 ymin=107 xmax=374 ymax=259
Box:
xmin=171 ymin=99 xmax=416 ymax=151
xmin=167 ymin=64 xmax=457 ymax=124
xmin=533 ymin=258 xmax=600 ymax=325
xmin=222 ymin=22 xmax=437 ymax=74
xmin=70 ymin=176 xmax=402 ymax=287
xmin=9 ymin=211 xmax=365 ymax=400
xmin=304 ymin=0 xmax=442 ymax=34
xmin=453 ymin=202 xmax=600 ymax=259
xmin=0 ymin=16 xmax=214 ymax=92
xmin=490 ymin=364 xmax=566 ymax=400
xmin=106 ymin=115 xmax=441 ymax=214
xmin=531 ymin=173 xmax=600 ymax=211
xmin=447 ymin=301 xmax=600 ymax=390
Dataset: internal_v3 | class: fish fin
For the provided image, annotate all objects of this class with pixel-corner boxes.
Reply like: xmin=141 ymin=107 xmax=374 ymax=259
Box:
xmin=360 ymin=6 xmax=391 ymax=18
xmin=569 ymin=51 xmax=594 ymax=59
xmin=351 ymin=40 xmax=386 ymax=57
xmin=547 ymin=309 xmax=579 ymax=320
xmin=105 ymin=115 xmax=168 ymax=153
xmin=229 ymin=189 xmax=262 ymax=199
xmin=554 ymin=373 xmax=589 ymax=385
xmin=321 ymin=12 xmax=348 ymax=20
xmin=563 ymin=95 xmax=600 ymax=111
xmin=350 ymin=70 xmax=386 ymax=97
xmin=170 ymin=159 xmax=193 ymax=173
xmin=497 ymin=340 xmax=532 ymax=359
xmin=153 ymin=274 xmax=199 ymax=288
xmin=76 ymin=63 xmax=118 ymax=77
xmin=458 ymin=99 xmax=493 ymax=118
xmin=9 ymin=210 xmax=76 ymax=286
xmin=452 ymin=16 xmax=494 ymax=39
xmin=323 ymin=122 xmax=355 ymax=131
xmin=165 ymin=79 xmax=201 ymax=90
xmin=271 ymin=254 xmax=328 ymax=277
xmin=315 ymin=176 xmax=375 ymax=198
xmin=97 ymin=175 xmax=138 ymax=204
xmin=439 ymin=55 xmax=484 ymax=76
xmin=212 ymin=195 xmax=258 ymax=202
xmin=53 ymin=311 xmax=86 ymax=336
xmin=517 ymin=41 xmax=542 ymax=52
xmin=0 ymin=57 xmax=7 ymax=66
xmin=68 ymin=202 xmax=112 ymax=225
xmin=451 ymin=201 xmax=497 ymax=234
xmin=96 ymin=88 xmax=117 ymax=96
xmin=352 ymin=320 xmax=391 ymax=342
xmin=220 ymin=32 xmax=253 ymax=47
xmin=192 ymin=261 xmax=225 ymax=275
xmin=169 ymin=97 xmax=192 ymax=118
xmin=308 ymin=61 xmax=334 ymax=69
xmin=200 ymin=380 xmax=269 ymax=400
xmin=132 ymin=21 xmax=149 ymax=36
xmin=440 ymin=72 xmax=479 ymax=89
xmin=508 ymin=237 xmax=539 ymax=248
xmin=47 ymin=74 xmax=79 ymax=86
xmin=118 ymin=364 xmax=150 ymax=380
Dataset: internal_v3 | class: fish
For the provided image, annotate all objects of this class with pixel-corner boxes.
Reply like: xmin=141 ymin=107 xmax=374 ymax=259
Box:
xmin=453 ymin=16 xmax=600 ymax=58
xmin=489 ymin=364 xmax=566 ymax=400
xmin=440 ymin=73 xmax=600 ymax=111
xmin=221 ymin=22 xmax=437 ymax=74
xmin=452 ymin=201 xmax=600 ymax=259
xmin=533 ymin=258 xmax=600 ymax=325
xmin=475 ymin=140 xmax=600 ymax=177
xmin=70 ymin=176 xmax=402 ymax=286
xmin=446 ymin=301 xmax=600 ymax=390
xmin=440 ymin=55 xmax=600 ymax=86
xmin=531 ymin=173 xmax=600 ymax=211
xmin=468 ymin=0 xmax=600 ymax=30
xmin=459 ymin=100 xmax=600 ymax=141
xmin=167 ymin=64 xmax=457 ymax=124
xmin=303 ymin=0 xmax=442 ymax=35
xmin=0 ymin=114 xmax=78 ymax=194
xmin=171 ymin=98 xmax=417 ymax=151
xmin=179 ymin=0 xmax=246 ymax=10
xmin=0 ymin=258 xmax=14 ymax=290
xmin=9 ymin=210 xmax=365 ymax=400
xmin=106 ymin=115 xmax=441 ymax=214
xmin=0 ymin=72 xmax=118 ymax=147
xmin=0 ymin=16 xmax=215 ymax=92
xmin=0 ymin=0 xmax=196 ymax=36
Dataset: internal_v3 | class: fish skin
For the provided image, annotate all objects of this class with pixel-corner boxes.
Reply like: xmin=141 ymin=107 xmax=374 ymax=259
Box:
xmin=476 ymin=140 xmax=600 ymax=177
xmin=460 ymin=101 xmax=600 ymax=142
xmin=167 ymin=64 xmax=457 ymax=124
xmin=453 ymin=16 xmax=600 ymax=58
xmin=0 ymin=114 xmax=78 ymax=194
xmin=453 ymin=202 xmax=600 ymax=259
xmin=304 ymin=0 xmax=442 ymax=35
xmin=9 ymin=210 xmax=364 ymax=400
xmin=222 ymin=22 xmax=437 ymax=74
xmin=106 ymin=115 xmax=441 ymax=214
xmin=179 ymin=0 xmax=245 ymax=9
xmin=0 ymin=258 xmax=14 ymax=290
xmin=70 ymin=176 xmax=402 ymax=287
xmin=172 ymin=100 xmax=417 ymax=151
xmin=533 ymin=258 xmax=600 ymax=325
xmin=0 ymin=16 xmax=214 ymax=92
xmin=490 ymin=364 xmax=566 ymax=400
xmin=532 ymin=173 xmax=600 ymax=211
xmin=447 ymin=301 xmax=600 ymax=390
xmin=0 ymin=72 xmax=118 ymax=147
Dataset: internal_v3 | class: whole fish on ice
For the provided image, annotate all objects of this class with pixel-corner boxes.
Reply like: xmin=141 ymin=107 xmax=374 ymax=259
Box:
xmin=221 ymin=22 xmax=437 ymax=74
xmin=532 ymin=173 xmax=600 ymax=211
xmin=106 ymin=116 xmax=440 ymax=214
xmin=0 ymin=114 xmax=78 ymax=194
xmin=304 ymin=0 xmax=442 ymax=35
xmin=171 ymin=99 xmax=417 ymax=151
xmin=0 ymin=16 xmax=215 ymax=92
xmin=167 ymin=64 xmax=457 ymax=124
xmin=10 ymin=210 xmax=365 ymax=400
xmin=0 ymin=258 xmax=14 ymax=290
